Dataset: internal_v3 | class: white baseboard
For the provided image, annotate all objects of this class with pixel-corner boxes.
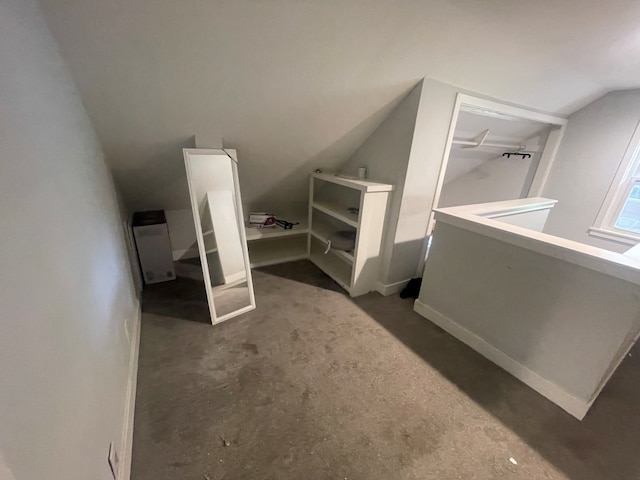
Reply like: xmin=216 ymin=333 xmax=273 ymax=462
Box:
xmin=375 ymin=279 xmax=410 ymax=296
xmin=119 ymin=302 xmax=142 ymax=480
xmin=413 ymin=299 xmax=590 ymax=420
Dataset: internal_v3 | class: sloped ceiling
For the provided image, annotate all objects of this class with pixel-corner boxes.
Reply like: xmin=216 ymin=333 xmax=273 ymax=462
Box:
xmin=38 ymin=0 xmax=640 ymax=210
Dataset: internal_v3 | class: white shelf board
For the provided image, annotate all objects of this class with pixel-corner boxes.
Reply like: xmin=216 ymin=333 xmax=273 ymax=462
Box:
xmin=248 ymin=236 xmax=308 ymax=268
xmin=312 ymin=201 xmax=359 ymax=228
xmin=309 ymin=247 xmax=352 ymax=292
xmin=313 ymin=172 xmax=393 ymax=193
xmin=309 ymin=228 xmax=354 ymax=264
xmin=245 ymin=217 xmax=308 ymax=241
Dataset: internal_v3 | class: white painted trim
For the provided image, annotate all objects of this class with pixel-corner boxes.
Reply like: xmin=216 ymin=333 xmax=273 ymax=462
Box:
xmin=588 ymin=226 xmax=640 ymax=246
xmin=213 ymin=304 xmax=255 ymax=325
xmin=434 ymin=199 xmax=640 ymax=285
xmin=413 ymin=299 xmax=590 ymax=420
xmin=593 ymin=120 xmax=640 ymax=229
xmin=426 ymin=93 xmax=463 ymax=235
xmin=457 ymin=94 xmax=568 ymax=126
xmin=184 ymin=150 xmax=223 ymax=324
xmin=528 ymin=126 xmax=566 ymax=196
xmin=119 ymin=302 xmax=141 ymax=480
xmin=375 ymin=279 xmax=410 ymax=296
xmin=446 ymin=197 xmax=558 ymax=218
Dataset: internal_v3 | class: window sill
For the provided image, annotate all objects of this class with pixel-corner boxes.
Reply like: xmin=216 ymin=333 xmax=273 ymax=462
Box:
xmin=588 ymin=227 xmax=640 ymax=246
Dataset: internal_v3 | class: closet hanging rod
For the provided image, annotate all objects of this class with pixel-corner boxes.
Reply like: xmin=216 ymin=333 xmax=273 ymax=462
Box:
xmin=452 ymin=139 xmax=539 ymax=152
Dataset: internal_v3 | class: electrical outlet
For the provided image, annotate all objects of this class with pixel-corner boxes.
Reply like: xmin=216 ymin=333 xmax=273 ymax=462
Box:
xmin=108 ymin=442 xmax=120 ymax=480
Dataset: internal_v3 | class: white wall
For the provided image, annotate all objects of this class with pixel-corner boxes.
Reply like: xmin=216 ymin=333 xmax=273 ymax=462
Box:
xmin=0 ymin=1 xmax=139 ymax=479
xmin=341 ymin=81 xmax=424 ymax=287
xmin=37 ymin=0 xmax=640 ymax=215
xmin=385 ymin=79 xmax=459 ymax=284
xmin=438 ymin=154 xmax=536 ymax=207
xmin=341 ymin=79 xmax=461 ymax=287
xmin=543 ymin=90 xmax=640 ymax=252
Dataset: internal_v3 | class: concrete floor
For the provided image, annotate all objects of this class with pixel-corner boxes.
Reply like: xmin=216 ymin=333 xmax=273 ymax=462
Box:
xmin=132 ymin=260 xmax=640 ymax=480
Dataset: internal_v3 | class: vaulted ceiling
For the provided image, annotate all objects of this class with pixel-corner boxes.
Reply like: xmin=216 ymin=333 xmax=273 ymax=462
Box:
xmin=38 ymin=0 xmax=640 ymax=209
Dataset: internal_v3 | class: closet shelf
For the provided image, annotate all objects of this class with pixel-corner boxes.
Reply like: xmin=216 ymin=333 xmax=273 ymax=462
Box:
xmin=312 ymin=201 xmax=359 ymax=228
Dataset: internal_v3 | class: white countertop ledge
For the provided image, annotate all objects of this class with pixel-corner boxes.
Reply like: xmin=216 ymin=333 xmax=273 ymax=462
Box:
xmin=433 ymin=198 xmax=640 ymax=286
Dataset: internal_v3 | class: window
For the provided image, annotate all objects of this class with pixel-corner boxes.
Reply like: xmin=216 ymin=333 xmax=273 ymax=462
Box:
xmin=590 ymin=123 xmax=640 ymax=244
xmin=614 ymin=180 xmax=640 ymax=233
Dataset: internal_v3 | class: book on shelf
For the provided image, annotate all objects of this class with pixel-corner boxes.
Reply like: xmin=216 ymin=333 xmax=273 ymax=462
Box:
xmin=248 ymin=212 xmax=276 ymax=228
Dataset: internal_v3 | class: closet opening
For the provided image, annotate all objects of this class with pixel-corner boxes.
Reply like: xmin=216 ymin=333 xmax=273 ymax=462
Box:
xmin=428 ymin=95 xmax=567 ymax=235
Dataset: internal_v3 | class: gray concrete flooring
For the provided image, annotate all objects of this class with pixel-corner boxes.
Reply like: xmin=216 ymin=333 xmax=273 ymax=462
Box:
xmin=132 ymin=260 xmax=640 ymax=480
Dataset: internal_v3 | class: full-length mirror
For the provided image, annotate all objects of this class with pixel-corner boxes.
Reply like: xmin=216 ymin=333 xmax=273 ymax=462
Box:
xmin=183 ymin=148 xmax=255 ymax=324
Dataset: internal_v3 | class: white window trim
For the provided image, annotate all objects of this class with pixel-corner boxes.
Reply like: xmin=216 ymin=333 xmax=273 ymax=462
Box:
xmin=589 ymin=119 xmax=640 ymax=246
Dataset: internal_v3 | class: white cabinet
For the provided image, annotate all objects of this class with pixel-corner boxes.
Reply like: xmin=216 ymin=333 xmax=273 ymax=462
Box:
xmin=308 ymin=173 xmax=393 ymax=297
xmin=132 ymin=210 xmax=176 ymax=285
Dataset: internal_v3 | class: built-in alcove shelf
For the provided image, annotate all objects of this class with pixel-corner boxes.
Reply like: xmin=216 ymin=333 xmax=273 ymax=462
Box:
xmin=245 ymin=216 xmax=308 ymax=241
xmin=245 ymin=213 xmax=308 ymax=268
xmin=247 ymin=234 xmax=308 ymax=268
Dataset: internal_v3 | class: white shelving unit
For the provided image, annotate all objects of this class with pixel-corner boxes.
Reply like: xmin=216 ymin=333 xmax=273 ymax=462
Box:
xmin=241 ymin=174 xmax=393 ymax=297
xmin=308 ymin=173 xmax=393 ymax=297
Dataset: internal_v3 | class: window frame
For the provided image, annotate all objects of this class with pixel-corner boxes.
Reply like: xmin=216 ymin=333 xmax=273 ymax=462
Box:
xmin=590 ymin=120 xmax=640 ymax=245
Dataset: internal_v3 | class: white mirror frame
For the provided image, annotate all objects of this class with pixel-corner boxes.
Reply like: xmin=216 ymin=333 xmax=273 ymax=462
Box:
xmin=183 ymin=148 xmax=256 ymax=325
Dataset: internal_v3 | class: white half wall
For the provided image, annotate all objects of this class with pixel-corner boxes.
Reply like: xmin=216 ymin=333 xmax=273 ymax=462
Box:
xmin=0 ymin=0 xmax=140 ymax=478
xmin=543 ymin=90 xmax=640 ymax=252
xmin=416 ymin=201 xmax=640 ymax=419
